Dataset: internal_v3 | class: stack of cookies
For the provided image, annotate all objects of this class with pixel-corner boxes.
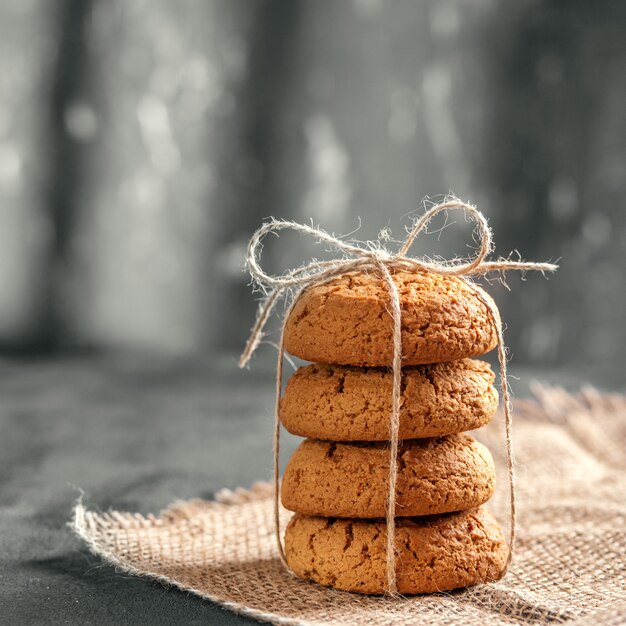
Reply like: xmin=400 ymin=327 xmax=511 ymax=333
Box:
xmin=278 ymin=270 xmax=508 ymax=594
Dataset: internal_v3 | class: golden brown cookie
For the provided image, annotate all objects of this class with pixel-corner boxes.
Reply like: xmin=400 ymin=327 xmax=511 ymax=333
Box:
xmin=281 ymin=434 xmax=495 ymax=518
xmin=285 ymin=508 xmax=507 ymax=594
xmin=283 ymin=270 xmax=498 ymax=366
xmin=279 ymin=359 xmax=498 ymax=441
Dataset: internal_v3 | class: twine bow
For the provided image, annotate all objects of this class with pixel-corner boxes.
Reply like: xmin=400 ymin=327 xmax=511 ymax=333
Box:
xmin=239 ymin=198 xmax=558 ymax=595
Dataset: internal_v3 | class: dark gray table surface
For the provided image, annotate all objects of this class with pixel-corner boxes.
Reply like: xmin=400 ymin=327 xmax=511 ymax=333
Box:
xmin=1 ymin=354 xmax=621 ymax=625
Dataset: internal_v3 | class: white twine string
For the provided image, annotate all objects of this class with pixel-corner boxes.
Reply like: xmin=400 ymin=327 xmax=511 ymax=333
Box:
xmin=239 ymin=198 xmax=558 ymax=595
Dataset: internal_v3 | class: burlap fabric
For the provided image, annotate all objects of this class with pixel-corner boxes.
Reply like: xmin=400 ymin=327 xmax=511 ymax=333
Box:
xmin=72 ymin=386 xmax=626 ymax=625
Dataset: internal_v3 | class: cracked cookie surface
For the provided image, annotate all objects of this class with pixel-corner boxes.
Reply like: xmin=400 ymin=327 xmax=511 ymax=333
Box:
xmin=284 ymin=270 xmax=498 ymax=366
xmin=279 ymin=358 xmax=498 ymax=441
xmin=284 ymin=507 xmax=507 ymax=594
xmin=281 ymin=433 xmax=496 ymax=518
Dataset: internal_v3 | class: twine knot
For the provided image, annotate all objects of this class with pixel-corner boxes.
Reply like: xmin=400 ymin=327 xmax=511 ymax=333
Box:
xmin=240 ymin=197 xmax=558 ymax=595
xmin=370 ymin=248 xmax=394 ymax=263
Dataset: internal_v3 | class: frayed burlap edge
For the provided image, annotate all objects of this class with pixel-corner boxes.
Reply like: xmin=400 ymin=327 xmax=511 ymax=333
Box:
xmin=72 ymin=483 xmax=297 ymax=626
xmin=70 ymin=385 xmax=626 ymax=626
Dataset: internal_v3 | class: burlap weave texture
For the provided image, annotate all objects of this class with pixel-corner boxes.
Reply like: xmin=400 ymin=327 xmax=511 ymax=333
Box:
xmin=72 ymin=387 xmax=626 ymax=625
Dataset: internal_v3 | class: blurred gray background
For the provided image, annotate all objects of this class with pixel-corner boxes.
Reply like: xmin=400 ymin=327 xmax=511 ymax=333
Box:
xmin=0 ymin=0 xmax=625 ymax=378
